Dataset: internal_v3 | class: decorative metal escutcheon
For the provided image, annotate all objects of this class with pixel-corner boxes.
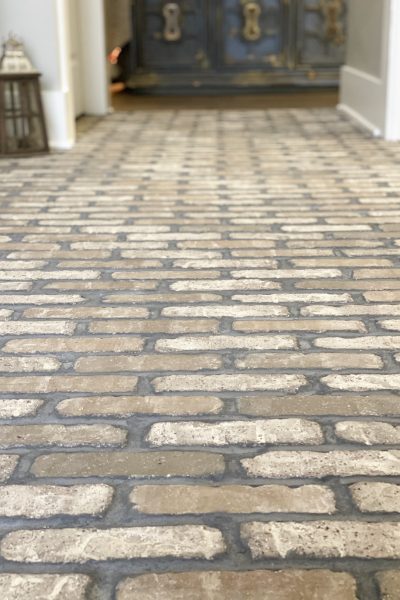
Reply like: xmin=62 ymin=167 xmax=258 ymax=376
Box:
xmin=242 ymin=1 xmax=262 ymax=42
xmin=163 ymin=2 xmax=182 ymax=42
xmin=320 ymin=0 xmax=345 ymax=45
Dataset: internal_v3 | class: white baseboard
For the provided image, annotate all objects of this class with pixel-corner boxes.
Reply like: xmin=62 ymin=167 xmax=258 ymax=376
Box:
xmin=41 ymin=90 xmax=76 ymax=149
xmin=337 ymin=103 xmax=381 ymax=137
xmin=339 ymin=65 xmax=386 ymax=137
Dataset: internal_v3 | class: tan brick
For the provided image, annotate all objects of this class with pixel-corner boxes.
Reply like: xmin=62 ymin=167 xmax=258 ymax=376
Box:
xmin=161 ymin=305 xmax=288 ymax=318
xmin=90 ymin=319 xmax=219 ymax=334
xmin=22 ymin=306 xmax=149 ymax=319
xmin=156 ymin=335 xmax=296 ymax=352
xmin=232 ymin=249 xmax=335 ymax=257
xmin=147 ymin=419 xmax=322 ymax=446
xmin=354 ymin=268 xmax=400 ymax=279
xmin=364 ymin=291 xmax=400 ymax=302
xmin=0 ymin=484 xmax=113 ymax=517
xmin=0 ymin=281 xmax=33 ymax=292
xmin=46 ymin=280 xmax=158 ymax=290
xmin=0 ymin=399 xmax=43 ymax=418
xmin=61 ymin=259 xmax=163 ymax=268
xmin=0 ymin=574 xmax=91 ymax=600
xmin=170 ymin=280 xmax=281 ymax=291
xmin=177 ymin=240 xmax=276 ymax=250
xmin=316 ymin=336 xmax=400 ymax=350
xmin=57 ymin=395 xmax=223 ymax=416
xmin=0 ymin=357 xmax=61 ymax=372
xmin=127 ymin=233 xmax=222 ymax=241
xmin=233 ymin=320 xmax=366 ymax=333
xmin=0 ymin=295 xmax=84 ymax=305
xmin=121 ymin=250 xmax=223 ymax=259
xmin=241 ymin=521 xmax=400 ymax=559
xmin=0 ymin=309 xmax=13 ymax=319
xmin=3 ymin=337 xmax=144 ymax=354
xmin=381 ymin=320 xmax=400 ymax=331
xmin=350 ymin=482 xmax=400 ymax=513
xmin=232 ymin=268 xmax=342 ymax=279
xmin=237 ymin=352 xmax=382 ymax=370
xmin=130 ymin=484 xmax=335 ymax=514
xmin=0 ymin=525 xmax=225 ymax=562
xmin=0 ymin=424 xmax=126 ymax=447
xmin=31 ymin=451 xmax=225 ymax=478
xmin=239 ymin=394 xmax=400 ymax=416
xmin=323 ymin=374 xmax=400 ymax=391
xmin=103 ymin=293 xmax=222 ymax=303
xmin=292 ymin=258 xmax=392 ymax=267
xmin=0 ymin=270 xmax=100 ymax=280
xmin=0 ymin=455 xmax=19 ymax=482
xmin=288 ymin=240 xmax=382 ymax=248
xmin=241 ymin=450 xmax=400 ymax=478
xmin=335 ymin=421 xmax=400 ymax=444
xmin=296 ymin=279 xmax=400 ymax=290
xmin=0 ymin=260 xmax=46 ymax=269
xmin=0 ymin=375 xmax=137 ymax=393
xmin=232 ymin=293 xmax=352 ymax=304
xmin=154 ymin=374 xmax=307 ymax=393
xmin=172 ymin=259 xmax=278 ymax=269
xmin=113 ymin=270 xmax=220 ymax=280
xmin=9 ymin=250 xmax=111 ymax=259
xmin=0 ymin=321 xmax=75 ymax=335
xmin=376 ymin=571 xmax=400 ymax=600
xmin=302 ymin=304 xmax=400 ymax=317
xmin=75 ymin=354 xmax=222 ymax=372
xmin=117 ymin=570 xmax=357 ymax=600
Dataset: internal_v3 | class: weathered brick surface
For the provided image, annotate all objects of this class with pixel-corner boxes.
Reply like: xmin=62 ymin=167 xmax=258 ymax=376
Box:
xmin=0 ymin=574 xmax=92 ymax=600
xmin=154 ymin=374 xmax=307 ymax=392
xmin=0 ymin=424 xmax=126 ymax=447
xmin=57 ymin=395 xmax=223 ymax=416
xmin=336 ymin=421 xmax=400 ymax=444
xmin=1 ymin=526 xmax=225 ymax=562
xmin=130 ymin=484 xmax=335 ymax=514
xmin=241 ymin=521 xmax=400 ymax=559
xmin=0 ymin=399 xmax=43 ymax=418
xmin=0 ymin=456 xmax=19 ymax=481
xmin=236 ymin=352 xmax=382 ymax=370
xmin=350 ymin=483 xmax=400 ymax=512
xmin=1 ymin=108 xmax=400 ymax=595
xmin=376 ymin=571 xmax=400 ymax=600
xmin=32 ymin=451 xmax=225 ymax=478
xmin=147 ymin=419 xmax=322 ymax=446
xmin=117 ymin=570 xmax=357 ymax=599
xmin=242 ymin=450 xmax=400 ymax=478
xmin=239 ymin=394 xmax=400 ymax=416
xmin=0 ymin=484 xmax=113 ymax=517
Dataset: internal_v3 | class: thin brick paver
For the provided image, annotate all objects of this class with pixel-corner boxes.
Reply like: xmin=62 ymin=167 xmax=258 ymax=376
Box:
xmin=0 ymin=108 xmax=400 ymax=598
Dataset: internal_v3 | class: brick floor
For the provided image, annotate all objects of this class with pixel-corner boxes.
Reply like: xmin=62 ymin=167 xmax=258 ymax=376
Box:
xmin=0 ymin=108 xmax=399 ymax=599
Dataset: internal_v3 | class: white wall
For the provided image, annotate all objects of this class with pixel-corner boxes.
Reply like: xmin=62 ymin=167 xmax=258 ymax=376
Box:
xmin=339 ymin=0 xmax=400 ymax=140
xmin=77 ymin=0 xmax=110 ymax=116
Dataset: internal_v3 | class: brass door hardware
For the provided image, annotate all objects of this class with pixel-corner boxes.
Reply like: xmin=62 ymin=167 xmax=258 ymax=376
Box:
xmin=163 ymin=3 xmax=182 ymax=42
xmin=320 ymin=0 xmax=345 ymax=45
xmin=242 ymin=1 xmax=262 ymax=42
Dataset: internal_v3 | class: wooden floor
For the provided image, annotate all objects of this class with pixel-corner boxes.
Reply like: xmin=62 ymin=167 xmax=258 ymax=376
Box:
xmin=111 ymin=89 xmax=339 ymax=111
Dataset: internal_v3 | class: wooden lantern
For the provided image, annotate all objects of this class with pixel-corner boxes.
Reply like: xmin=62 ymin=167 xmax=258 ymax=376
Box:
xmin=0 ymin=37 xmax=49 ymax=157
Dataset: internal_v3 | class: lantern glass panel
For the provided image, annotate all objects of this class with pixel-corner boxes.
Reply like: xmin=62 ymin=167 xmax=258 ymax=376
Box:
xmin=0 ymin=74 xmax=48 ymax=156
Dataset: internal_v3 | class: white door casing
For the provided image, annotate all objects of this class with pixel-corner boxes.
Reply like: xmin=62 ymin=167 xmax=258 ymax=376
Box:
xmin=339 ymin=0 xmax=400 ymax=141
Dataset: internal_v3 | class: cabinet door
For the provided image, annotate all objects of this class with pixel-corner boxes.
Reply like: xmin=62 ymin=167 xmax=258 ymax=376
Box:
xmin=219 ymin=0 xmax=287 ymax=69
xmin=296 ymin=0 xmax=347 ymax=67
xmin=135 ymin=0 xmax=208 ymax=70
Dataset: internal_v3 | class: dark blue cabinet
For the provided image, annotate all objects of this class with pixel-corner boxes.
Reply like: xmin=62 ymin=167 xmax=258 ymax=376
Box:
xmin=129 ymin=0 xmax=347 ymax=91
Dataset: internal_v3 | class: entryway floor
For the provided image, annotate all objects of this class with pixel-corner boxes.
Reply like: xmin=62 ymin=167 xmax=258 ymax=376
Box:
xmin=0 ymin=107 xmax=400 ymax=600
